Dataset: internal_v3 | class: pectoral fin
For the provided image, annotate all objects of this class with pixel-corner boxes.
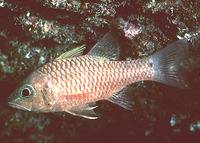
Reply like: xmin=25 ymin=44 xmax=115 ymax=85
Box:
xmin=65 ymin=102 xmax=98 ymax=119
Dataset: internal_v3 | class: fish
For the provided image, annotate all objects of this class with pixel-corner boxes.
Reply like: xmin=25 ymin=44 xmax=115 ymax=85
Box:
xmin=8 ymin=31 xmax=189 ymax=119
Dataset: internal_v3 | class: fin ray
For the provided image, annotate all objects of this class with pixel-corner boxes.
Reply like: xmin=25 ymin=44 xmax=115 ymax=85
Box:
xmin=56 ymin=44 xmax=86 ymax=60
xmin=149 ymin=39 xmax=189 ymax=88
xmin=108 ymin=86 xmax=134 ymax=111
xmin=87 ymin=31 xmax=120 ymax=60
xmin=65 ymin=102 xmax=98 ymax=119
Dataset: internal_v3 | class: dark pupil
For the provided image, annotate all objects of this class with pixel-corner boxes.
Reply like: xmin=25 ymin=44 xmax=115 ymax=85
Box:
xmin=22 ymin=88 xmax=30 ymax=97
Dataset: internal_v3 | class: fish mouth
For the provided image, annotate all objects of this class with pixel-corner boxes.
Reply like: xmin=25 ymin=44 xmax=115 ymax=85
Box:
xmin=8 ymin=102 xmax=31 ymax=111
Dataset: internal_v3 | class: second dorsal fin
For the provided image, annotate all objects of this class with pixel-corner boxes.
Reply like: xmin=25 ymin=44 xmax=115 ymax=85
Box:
xmin=87 ymin=31 xmax=120 ymax=60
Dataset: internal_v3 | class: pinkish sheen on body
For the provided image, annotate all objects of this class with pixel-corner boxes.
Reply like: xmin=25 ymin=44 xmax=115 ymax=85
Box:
xmin=8 ymin=32 xmax=189 ymax=119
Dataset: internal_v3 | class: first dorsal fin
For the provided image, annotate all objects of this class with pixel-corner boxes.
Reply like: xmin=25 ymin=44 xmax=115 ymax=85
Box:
xmin=65 ymin=102 xmax=98 ymax=119
xmin=55 ymin=44 xmax=86 ymax=60
xmin=87 ymin=31 xmax=120 ymax=60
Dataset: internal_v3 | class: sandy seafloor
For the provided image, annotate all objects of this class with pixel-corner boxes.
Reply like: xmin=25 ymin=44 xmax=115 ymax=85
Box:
xmin=0 ymin=0 xmax=200 ymax=143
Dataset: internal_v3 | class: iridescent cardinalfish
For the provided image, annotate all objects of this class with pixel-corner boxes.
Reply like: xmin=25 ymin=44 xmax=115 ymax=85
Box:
xmin=8 ymin=31 xmax=189 ymax=119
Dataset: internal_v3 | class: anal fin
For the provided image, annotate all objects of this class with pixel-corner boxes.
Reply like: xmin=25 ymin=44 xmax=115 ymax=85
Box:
xmin=65 ymin=102 xmax=98 ymax=119
xmin=107 ymin=85 xmax=134 ymax=111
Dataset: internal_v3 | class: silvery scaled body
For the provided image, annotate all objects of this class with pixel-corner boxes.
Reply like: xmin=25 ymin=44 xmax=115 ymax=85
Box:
xmin=9 ymin=32 xmax=189 ymax=119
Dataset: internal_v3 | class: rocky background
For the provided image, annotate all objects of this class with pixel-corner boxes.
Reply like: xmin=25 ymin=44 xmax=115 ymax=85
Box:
xmin=0 ymin=0 xmax=200 ymax=143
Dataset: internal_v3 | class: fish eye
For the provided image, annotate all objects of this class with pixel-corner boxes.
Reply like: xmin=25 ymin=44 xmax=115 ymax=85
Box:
xmin=21 ymin=88 xmax=31 ymax=97
xmin=19 ymin=84 xmax=34 ymax=99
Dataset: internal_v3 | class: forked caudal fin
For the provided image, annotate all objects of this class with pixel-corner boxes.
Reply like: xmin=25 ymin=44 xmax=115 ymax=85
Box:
xmin=149 ymin=39 xmax=189 ymax=88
